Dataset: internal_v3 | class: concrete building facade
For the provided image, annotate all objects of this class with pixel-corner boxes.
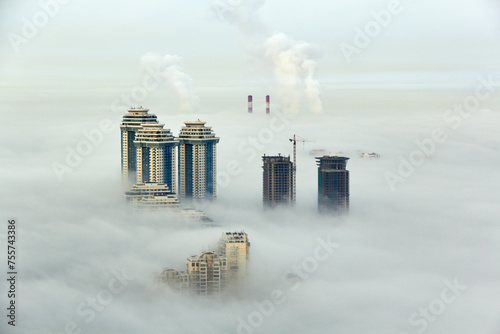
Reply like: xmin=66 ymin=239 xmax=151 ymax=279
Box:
xmin=218 ymin=231 xmax=250 ymax=285
xmin=186 ymin=251 xmax=227 ymax=296
xmin=120 ymin=107 xmax=158 ymax=186
xmin=159 ymin=231 xmax=250 ymax=296
xmin=262 ymin=155 xmax=295 ymax=207
xmin=158 ymin=268 xmax=189 ymax=293
xmin=178 ymin=120 xmax=219 ymax=199
xmin=316 ymin=156 xmax=350 ymax=214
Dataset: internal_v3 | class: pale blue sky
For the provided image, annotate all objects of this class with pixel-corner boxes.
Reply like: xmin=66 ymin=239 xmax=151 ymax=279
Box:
xmin=1 ymin=0 xmax=499 ymax=91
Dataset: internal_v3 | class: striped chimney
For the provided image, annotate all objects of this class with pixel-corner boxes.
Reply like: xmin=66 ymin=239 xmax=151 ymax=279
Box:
xmin=248 ymin=95 xmax=253 ymax=113
xmin=266 ymin=95 xmax=270 ymax=115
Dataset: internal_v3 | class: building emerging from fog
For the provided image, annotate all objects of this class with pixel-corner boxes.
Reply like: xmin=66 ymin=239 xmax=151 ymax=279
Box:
xmin=125 ymin=182 xmax=212 ymax=224
xmin=187 ymin=251 xmax=227 ymax=296
xmin=120 ymin=107 xmax=158 ymax=186
xmin=125 ymin=183 xmax=181 ymax=209
xmin=158 ymin=231 xmax=250 ymax=296
xmin=134 ymin=123 xmax=178 ymax=192
xmin=158 ymin=268 xmax=189 ymax=293
xmin=178 ymin=120 xmax=220 ymax=200
xmin=218 ymin=231 xmax=250 ymax=289
xmin=120 ymin=109 xmax=215 ymax=223
xmin=316 ymin=156 xmax=350 ymax=214
xmin=262 ymin=154 xmax=295 ymax=207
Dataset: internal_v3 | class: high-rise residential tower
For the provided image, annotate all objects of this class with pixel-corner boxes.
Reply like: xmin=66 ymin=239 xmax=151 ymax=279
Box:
xmin=186 ymin=251 xmax=227 ymax=296
xmin=262 ymin=154 xmax=295 ymax=207
xmin=217 ymin=232 xmax=250 ymax=285
xmin=120 ymin=107 xmax=158 ymax=186
xmin=316 ymin=156 xmax=350 ymax=214
xmin=158 ymin=231 xmax=250 ymax=296
xmin=134 ymin=123 xmax=178 ymax=192
xmin=178 ymin=120 xmax=220 ymax=199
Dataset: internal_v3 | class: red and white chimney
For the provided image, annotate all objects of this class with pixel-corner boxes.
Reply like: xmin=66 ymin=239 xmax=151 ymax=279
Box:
xmin=266 ymin=95 xmax=270 ymax=115
xmin=248 ymin=95 xmax=253 ymax=113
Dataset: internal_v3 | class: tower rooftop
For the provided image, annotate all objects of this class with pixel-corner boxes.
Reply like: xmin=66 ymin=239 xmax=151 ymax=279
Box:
xmin=183 ymin=120 xmax=206 ymax=127
xmin=127 ymin=107 xmax=150 ymax=113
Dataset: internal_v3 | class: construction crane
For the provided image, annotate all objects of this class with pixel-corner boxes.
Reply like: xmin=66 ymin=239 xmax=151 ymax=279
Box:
xmin=288 ymin=135 xmax=313 ymax=201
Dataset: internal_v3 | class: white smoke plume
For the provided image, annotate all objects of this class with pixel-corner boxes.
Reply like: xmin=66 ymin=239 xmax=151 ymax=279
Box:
xmin=265 ymin=32 xmax=323 ymax=114
xmin=140 ymin=52 xmax=200 ymax=113
xmin=210 ymin=1 xmax=323 ymax=114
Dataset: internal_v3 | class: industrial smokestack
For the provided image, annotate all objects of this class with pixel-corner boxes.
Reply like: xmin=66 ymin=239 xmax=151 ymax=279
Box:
xmin=266 ymin=95 xmax=270 ymax=115
xmin=248 ymin=95 xmax=253 ymax=113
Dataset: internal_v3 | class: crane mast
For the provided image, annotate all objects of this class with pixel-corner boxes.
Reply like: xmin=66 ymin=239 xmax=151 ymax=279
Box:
xmin=288 ymin=134 xmax=313 ymax=203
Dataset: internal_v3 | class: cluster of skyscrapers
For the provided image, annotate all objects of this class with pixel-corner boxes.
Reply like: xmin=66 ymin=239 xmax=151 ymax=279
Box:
xmin=119 ymin=106 xmax=348 ymax=298
xmin=158 ymin=231 xmax=250 ymax=296
xmin=262 ymin=154 xmax=350 ymax=213
xmin=120 ymin=107 xmax=219 ymax=211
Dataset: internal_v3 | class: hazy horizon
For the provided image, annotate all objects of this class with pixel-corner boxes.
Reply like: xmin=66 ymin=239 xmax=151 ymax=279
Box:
xmin=1 ymin=1 xmax=499 ymax=333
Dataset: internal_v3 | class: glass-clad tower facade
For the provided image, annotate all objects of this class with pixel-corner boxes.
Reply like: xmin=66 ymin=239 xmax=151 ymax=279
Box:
xmin=120 ymin=107 xmax=158 ymax=186
xmin=178 ymin=120 xmax=219 ymax=199
xmin=316 ymin=156 xmax=350 ymax=214
xmin=134 ymin=123 xmax=178 ymax=193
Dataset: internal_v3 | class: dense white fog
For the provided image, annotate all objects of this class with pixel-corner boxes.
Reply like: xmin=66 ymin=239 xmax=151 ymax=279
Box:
xmin=1 ymin=1 xmax=500 ymax=333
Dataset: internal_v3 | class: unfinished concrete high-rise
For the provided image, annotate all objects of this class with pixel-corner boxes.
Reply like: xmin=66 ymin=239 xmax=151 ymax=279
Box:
xmin=316 ymin=156 xmax=350 ymax=214
xmin=262 ymin=155 xmax=295 ymax=207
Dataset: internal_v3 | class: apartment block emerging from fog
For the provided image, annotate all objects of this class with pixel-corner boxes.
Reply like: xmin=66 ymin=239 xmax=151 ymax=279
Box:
xmin=262 ymin=155 xmax=295 ymax=207
xmin=158 ymin=268 xmax=189 ymax=293
xmin=159 ymin=231 xmax=250 ymax=296
xmin=134 ymin=123 xmax=178 ymax=192
xmin=218 ymin=231 xmax=250 ymax=285
xmin=178 ymin=120 xmax=220 ymax=199
xmin=316 ymin=156 xmax=350 ymax=214
xmin=120 ymin=107 xmax=158 ymax=186
xmin=187 ymin=251 xmax=227 ymax=296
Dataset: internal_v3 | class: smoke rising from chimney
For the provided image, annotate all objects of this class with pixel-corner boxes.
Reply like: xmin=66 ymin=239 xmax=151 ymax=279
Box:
xmin=210 ymin=1 xmax=323 ymax=115
xmin=140 ymin=52 xmax=200 ymax=113
xmin=265 ymin=33 xmax=323 ymax=115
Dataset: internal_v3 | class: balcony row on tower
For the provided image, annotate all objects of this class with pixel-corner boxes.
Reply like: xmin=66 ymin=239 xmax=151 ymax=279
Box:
xmin=120 ymin=107 xmax=219 ymax=200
